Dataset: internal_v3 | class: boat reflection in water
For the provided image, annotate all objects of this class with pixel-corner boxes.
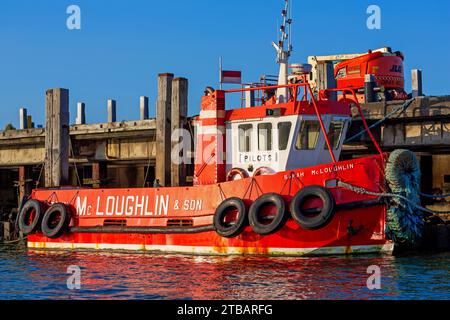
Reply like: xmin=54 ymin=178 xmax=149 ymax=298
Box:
xmin=14 ymin=249 xmax=407 ymax=300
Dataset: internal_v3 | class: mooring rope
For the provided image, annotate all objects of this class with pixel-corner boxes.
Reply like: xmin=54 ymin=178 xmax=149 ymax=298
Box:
xmin=1 ymin=236 xmax=27 ymax=245
xmin=337 ymin=181 xmax=450 ymax=215
xmin=345 ymin=98 xmax=415 ymax=143
xmin=419 ymin=192 xmax=450 ymax=199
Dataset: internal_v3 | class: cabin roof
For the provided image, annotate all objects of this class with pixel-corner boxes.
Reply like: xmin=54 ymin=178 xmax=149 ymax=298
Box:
xmin=224 ymin=100 xmax=351 ymax=122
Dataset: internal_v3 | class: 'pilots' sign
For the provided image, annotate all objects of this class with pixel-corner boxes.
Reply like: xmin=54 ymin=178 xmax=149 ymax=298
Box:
xmin=239 ymin=153 xmax=278 ymax=163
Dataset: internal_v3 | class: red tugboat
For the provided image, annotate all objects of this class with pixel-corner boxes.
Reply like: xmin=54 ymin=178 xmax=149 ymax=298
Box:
xmin=19 ymin=1 xmax=423 ymax=256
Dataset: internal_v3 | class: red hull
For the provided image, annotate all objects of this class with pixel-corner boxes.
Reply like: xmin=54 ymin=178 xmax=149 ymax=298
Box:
xmin=28 ymin=155 xmax=393 ymax=256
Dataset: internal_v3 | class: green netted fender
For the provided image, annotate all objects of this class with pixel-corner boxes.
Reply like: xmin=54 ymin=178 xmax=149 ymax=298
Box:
xmin=385 ymin=149 xmax=424 ymax=246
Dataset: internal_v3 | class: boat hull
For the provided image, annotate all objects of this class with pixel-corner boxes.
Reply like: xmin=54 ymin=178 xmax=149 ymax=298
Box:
xmin=27 ymin=155 xmax=394 ymax=257
xmin=27 ymin=206 xmax=393 ymax=256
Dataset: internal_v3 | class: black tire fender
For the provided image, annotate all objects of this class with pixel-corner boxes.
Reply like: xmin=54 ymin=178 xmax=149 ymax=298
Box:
xmin=214 ymin=198 xmax=248 ymax=238
xmin=249 ymin=193 xmax=288 ymax=235
xmin=41 ymin=203 xmax=72 ymax=239
xmin=18 ymin=200 xmax=46 ymax=235
xmin=290 ymin=185 xmax=335 ymax=230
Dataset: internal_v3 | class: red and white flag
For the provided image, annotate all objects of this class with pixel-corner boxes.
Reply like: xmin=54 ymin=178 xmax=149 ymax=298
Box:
xmin=221 ymin=70 xmax=242 ymax=84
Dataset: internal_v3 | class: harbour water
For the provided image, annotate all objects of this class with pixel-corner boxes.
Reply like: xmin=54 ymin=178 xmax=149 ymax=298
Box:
xmin=0 ymin=244 xmax=449 ymax=300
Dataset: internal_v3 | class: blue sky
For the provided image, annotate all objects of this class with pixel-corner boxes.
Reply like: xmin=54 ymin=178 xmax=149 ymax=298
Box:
xmin=0 ymin=0 xmax=449 ymax=128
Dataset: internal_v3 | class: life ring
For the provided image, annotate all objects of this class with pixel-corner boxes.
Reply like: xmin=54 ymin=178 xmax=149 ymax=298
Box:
xmin=214 ymin=198 xmax=248 ymax=238
xmin=18 ymin=200 xmax=47 ymax=235
xmin=227 ymin=168 xmax=248 ymax=181
xmin=385 ymin=149 xmax=423 ymax=245
xmin=290 ymin=185 xmax=335 ymax=230
xmin=253 ymin=167 xmax=275 ymax=177
xmin=249 ymin=193 xmax=287 ymax=235
xmin=41 ymin=203 xmax=72 ymax=239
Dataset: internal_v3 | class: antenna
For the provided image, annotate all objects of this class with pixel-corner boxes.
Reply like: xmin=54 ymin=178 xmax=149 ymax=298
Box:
xmin=272 ymin=0 xmax=293 ymax=102
xmin=272 ymin=0 xmax=293 ymax=63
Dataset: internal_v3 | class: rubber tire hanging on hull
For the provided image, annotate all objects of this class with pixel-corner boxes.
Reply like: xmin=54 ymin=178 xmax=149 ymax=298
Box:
xmin=214 ymin=198 xmax=248 ymax=238
xmin=249 ymin=193 xmax=288 ymax=235
xmin=18 ymin=200 xmax=46 ymax=235
xmin=290 ymin=185 xmax=335 ymax=230
xmin=41 ymin=203 xmax=72 ymax=239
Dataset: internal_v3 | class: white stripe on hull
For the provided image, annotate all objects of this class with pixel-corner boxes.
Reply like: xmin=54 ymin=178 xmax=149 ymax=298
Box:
xmin=28 ymin=242 xmax=394 ymax=256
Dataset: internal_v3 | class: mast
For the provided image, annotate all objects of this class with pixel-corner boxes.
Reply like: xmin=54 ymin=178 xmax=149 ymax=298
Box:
xmin=272 ymin=0 xmax=293 ymax=103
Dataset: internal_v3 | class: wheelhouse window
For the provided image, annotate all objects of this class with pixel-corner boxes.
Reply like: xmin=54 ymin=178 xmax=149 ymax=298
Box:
xmin=238 ymin=124 xmax=253 ymax=152
xmin=325 ymin=121 xmax=345 ymax=150
xmin=296 ymin=120 xmax=320 ymax=150
xmin=278 ymin=122 xmax=292 ymax=151
xmin=258 ymin=123 xmax=272 ymax=151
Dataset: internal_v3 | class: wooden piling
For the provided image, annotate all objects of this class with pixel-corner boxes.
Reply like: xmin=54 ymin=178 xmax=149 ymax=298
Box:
xmin=108 ymin=99 xmax=117 ymax=123
xmin=27 ymin=116 xmax=33 ymax=129
xmin=2 ymin=222 xmax=11 ymax=242
xmin=317 ymin=62 xmax=337 ymax=101
xmin=436 ymin=224 xmax=449 ymax=250
xmin=44 ymin=88 xmax=70 ymax=188
xmin=18 ymin=166 xmax=33 ymax=201
xmin=140 ymin=96 xmax=149 ymax=120
xmin=19 ymin=108 xmax=27 ymax=130
xmin=92 ymin=162 xmax=107 ymax=189
xmin=245 ymin=85 xmax=255 ymax=108
xmin=364 ymin=74 xmax=376 ymax=103
xmin=171 ymin=77 xmax=188 ymax=187
xmin=155 ymin=73 xmax=174 ymax=187
xmin=412 ymin=69 xmax=423 ymax=98
xmin=420 ymin=155 xmax=433 ymax=205
xmin=76 ymin=102 xmax=86 ymax=125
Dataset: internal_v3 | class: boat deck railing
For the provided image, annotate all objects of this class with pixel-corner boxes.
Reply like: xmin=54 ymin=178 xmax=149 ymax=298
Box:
xmin=223 ymin=82 xmax=384 ymax=164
